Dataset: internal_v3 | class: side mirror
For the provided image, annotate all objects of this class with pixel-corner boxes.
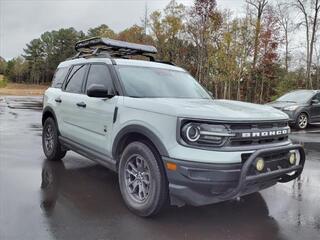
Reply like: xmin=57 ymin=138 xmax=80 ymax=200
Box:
xmin=311 ymin=99 xmax=320 ymax=105
xmin=87 ymin=84 xmax=113 ymax=98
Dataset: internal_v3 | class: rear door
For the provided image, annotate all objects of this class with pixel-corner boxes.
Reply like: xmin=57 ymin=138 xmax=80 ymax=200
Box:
xmin=76 ymin=63 xmax=118 ymax=155
xmin=59 ymin=64 xmax=88 ymax=142
xmin=310 ymin=93 xmax=320 ymax=123
xmin=49 ymin=66 xmax=70 ymax=126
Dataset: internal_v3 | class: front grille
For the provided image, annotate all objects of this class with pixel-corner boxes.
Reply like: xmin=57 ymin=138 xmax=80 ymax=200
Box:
xmin=229 ymin=121 xmax=287 ymax=130
xmin=241 ymin=151 xmax=288 ymax=163
xmin=229 ymin=136 xmax=289 ymax=146
xmin=227 ymin=121 xmax=289 ymax=147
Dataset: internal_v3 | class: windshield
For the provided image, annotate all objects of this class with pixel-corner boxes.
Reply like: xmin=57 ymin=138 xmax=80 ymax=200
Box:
xmin=277 ymin=91 xmax=314 ymax=103
xmin=117 ymin=66 xmax=211 ymax=99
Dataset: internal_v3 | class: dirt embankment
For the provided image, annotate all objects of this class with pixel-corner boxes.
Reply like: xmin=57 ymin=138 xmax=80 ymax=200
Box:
xmin=0 ymin=83 xmax=48 ymax=96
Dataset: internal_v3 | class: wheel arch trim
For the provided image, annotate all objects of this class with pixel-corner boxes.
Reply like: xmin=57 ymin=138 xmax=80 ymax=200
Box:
xmin=42 ymin=106 xmax=58 ymax=127
xmin=112 ymin=124 xmax=169 ymax=159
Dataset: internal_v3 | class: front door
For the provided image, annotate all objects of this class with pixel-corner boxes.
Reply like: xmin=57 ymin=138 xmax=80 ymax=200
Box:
xmin=76 ymin=63 xmax=117 ymax=156
xmin=310 ymin=93 xmax=320 ymax=123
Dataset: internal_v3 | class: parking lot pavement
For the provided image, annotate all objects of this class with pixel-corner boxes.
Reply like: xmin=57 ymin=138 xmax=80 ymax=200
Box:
xmin=0 ymin=96 xmax=320 ymax=240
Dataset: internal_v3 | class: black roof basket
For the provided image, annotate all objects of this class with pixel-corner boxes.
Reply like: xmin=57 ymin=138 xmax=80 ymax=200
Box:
xmin=74 ymin=37 xmax=157 ymax=59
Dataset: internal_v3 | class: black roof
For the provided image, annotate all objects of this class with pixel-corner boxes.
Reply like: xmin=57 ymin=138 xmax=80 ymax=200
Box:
xmin=75 ymin=37 xmax=157 ymax=57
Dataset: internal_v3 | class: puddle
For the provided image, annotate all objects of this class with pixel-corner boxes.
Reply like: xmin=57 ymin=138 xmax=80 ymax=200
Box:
xmin=7 ymin=102 xmax=43 ymax=110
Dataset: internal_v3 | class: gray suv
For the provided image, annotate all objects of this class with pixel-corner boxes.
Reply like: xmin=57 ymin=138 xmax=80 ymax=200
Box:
xmin=268 ymin=90 xmax=320 ymax=129
xmin=42 ymin=38 xmax=305 ymax=217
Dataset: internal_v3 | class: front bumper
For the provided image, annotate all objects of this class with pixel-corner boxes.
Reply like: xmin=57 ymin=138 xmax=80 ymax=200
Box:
xmin=163 ymin=144 xmax=305 ymax=206
xmin=282 ymin=110 xmax=296 ymax=124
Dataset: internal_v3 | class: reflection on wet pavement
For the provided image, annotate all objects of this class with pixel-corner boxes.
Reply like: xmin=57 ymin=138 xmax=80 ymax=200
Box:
xmin=5 ymin=96 xmax=43 ymax=110
xmin=39 ymin=159 xmax=280 ymax=240
xmin=0 ymin=96 xmax=320 ymax=240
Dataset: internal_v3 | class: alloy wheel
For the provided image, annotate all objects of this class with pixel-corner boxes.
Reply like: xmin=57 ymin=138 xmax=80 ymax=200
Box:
xmin=124 ymin=154 xmax=151 ymax=202
xmin=298 ymin=114 xmax=308 ymax=129
xmin=44 ymin=123 xmax=54 ymax=154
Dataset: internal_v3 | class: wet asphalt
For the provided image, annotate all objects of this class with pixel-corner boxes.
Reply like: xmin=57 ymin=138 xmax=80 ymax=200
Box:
xmin=0 ymin=96 xmax=319 ymax=240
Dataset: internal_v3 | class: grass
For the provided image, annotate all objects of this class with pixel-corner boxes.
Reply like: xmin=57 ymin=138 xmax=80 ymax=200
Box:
xmin=0 ymin=74 xmax=7 ymax=88
xmin=0 ymin=82 xmax=48 ymax=96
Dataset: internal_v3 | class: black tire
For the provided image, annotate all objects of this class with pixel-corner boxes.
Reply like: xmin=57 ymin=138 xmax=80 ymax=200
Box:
xmin=295 ymin=113 xmax=308 ymax=130
xmin=42 ymin=117 xmax=66 ymax=161
xmin=118 ymin=141 xmax=168 ymax=217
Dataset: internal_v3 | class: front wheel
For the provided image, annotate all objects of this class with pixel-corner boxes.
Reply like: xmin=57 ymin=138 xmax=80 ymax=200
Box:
xmin=42 ymin=117 xmax=66 ymax=161
xmin=118 ymin=141 xmax=168 ymax=217
xmin=295 ymin=113 xmax=308 ymax=130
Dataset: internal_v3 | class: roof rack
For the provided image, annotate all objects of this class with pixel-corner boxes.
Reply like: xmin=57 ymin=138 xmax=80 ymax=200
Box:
xmin=72 ymin=37 xmax=175 ymax=66
xmin=74 ymin=37 xmax=157 ymax=59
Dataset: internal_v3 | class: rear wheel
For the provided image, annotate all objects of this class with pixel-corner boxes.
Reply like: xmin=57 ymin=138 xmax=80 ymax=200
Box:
xmin=118 ymin=141 xmax=168 ymax=217
xmin=42 ymin=117 xmax=66 ymax=161
xmin=295 ymin=113 xmax=308 ymax=130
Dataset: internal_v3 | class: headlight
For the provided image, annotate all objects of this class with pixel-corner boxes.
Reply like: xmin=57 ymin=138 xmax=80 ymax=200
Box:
xmin=185 ymin=124 xmax=201 ymax=142
xmin=181 ymin=122 xmax=235 ymax=147
xmin=283 ymin=105 xmax=299 ymax=111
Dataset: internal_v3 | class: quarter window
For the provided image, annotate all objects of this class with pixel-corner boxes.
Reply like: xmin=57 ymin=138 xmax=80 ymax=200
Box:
xmin=65 ymin=65 xmax=87 ymax=93
xmin=86 ymin=64 xmax=114 ymax=92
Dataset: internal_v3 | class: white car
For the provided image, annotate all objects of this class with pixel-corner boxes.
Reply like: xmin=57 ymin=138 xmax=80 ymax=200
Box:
xmin=42 ymin=38 xmax=305 ymax=217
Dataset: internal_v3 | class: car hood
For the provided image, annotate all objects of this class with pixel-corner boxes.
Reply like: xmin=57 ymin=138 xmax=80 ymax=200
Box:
xmin=267 ymin=101 xmax=303 ymax=110
xmin=123 ymin=98 xmax=289 ymax=121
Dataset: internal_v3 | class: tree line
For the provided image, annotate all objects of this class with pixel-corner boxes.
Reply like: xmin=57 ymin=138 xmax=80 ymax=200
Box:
xmin=1 ymin=0 xmax=320 ymax=103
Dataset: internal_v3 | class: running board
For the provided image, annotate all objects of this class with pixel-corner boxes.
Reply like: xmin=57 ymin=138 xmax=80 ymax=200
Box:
xmin=59 ymin=136 xmax=117 ymax=172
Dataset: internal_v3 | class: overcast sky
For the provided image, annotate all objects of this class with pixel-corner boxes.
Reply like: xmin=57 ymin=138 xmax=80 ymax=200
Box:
xmin=0 ymin=0 xmax=252 ymax=60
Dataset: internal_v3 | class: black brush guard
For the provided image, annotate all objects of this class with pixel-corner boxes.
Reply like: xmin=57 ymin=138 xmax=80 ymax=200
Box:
xmin=218 ymin=144 xmax=305 ymax=200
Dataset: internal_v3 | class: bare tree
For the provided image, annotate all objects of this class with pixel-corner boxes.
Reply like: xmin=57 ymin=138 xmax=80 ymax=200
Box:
xmin=315 ymin=37 xmax=320 ymax=88
xmin=275 ymin=1 xmax=295 ymax=72
xmin=246 ymin=0 xmax=268 ymax=102
xmin=309 ymin=0 xmax=320 ymax=87
xmin=294 ymin=0 xmax=320 ymax=88
xmin=186 ymin=0 xmax=222 ymax=85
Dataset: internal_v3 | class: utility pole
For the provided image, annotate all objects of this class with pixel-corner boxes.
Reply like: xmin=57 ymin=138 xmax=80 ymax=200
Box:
xmin=144 ymin=1 xmax=148 ymax=35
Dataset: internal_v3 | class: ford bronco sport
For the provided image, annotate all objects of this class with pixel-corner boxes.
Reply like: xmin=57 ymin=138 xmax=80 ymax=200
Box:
xmin=42 ymin=38 xmax=305 ymax=217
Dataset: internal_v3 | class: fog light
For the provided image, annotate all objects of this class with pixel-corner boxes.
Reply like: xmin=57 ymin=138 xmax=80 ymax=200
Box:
xmin=255 ymin=158 xmax=265 ymax=171
xmin=289 ymin=152 xmax=296 ymax=165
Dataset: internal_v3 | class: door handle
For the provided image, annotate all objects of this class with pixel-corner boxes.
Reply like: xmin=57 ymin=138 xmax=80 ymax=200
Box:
xmin=55 ymin=97 xmax=62 ymax=103
xmin=76 ymin=102 xmax=86 ymax=108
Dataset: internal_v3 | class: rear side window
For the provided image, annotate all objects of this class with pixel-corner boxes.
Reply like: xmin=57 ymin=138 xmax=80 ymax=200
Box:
xmin=65 ymin=65 xmax=87 ymax=93
xmin=52 ymin=67 xmax=69 ymax=88
xmin=85 ymin=64 xmax=114 ymax=92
